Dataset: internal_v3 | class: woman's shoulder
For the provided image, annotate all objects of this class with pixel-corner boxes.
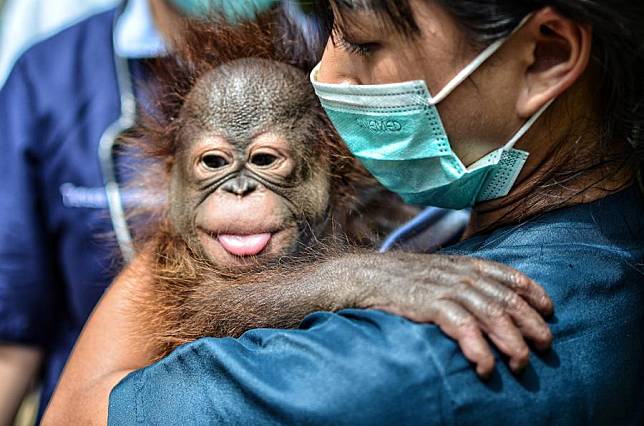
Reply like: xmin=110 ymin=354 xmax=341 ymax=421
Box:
xmin=445 ymin=184 xmax=644 ymax=256
xmin=442 ymin=184 xmax=644 ymax=341
xmin=441 ymin=184 xmax=644 ymax=320
xmin=436 ymin=185 xmax=644 ymax=424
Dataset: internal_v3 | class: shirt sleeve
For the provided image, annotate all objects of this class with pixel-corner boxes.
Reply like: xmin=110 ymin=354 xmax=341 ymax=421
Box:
xmin=109 ymin=310 xmax=452 ymax=425
xmin=0 ymin=59 xmax=59 ymax=345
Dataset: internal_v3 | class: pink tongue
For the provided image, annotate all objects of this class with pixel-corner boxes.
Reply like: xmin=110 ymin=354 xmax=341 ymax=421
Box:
xmin=218 ymin=233 xmax=272 ymax=256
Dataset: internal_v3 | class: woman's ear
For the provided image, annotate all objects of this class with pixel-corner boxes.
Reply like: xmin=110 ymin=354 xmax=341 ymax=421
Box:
xmin=515 ymin=7 xmax=592 ymax=118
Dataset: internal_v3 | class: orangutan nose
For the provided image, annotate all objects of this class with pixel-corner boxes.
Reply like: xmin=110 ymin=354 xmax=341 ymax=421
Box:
xmin=221 ymin=176 xmax=258 ymax=197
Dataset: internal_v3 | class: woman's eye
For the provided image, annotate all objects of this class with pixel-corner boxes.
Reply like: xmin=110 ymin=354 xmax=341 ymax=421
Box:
xmin=201 ymin=154 xmax=229 ymax=169
xmin=250 ymin=153 xmax=278 ymax=167
xmin=336 ymin=35 xmax=380 ymax=57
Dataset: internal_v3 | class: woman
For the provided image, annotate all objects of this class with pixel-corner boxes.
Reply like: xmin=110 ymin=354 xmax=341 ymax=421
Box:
xmin=46 ymin=0 xmax=643 ymax=424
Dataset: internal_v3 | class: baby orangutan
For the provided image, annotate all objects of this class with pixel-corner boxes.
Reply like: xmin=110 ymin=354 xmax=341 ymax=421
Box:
xmin=136 ymin=54 xmax=416 ymax=359
xmin=129 ymin=12 xmax=552 ymax=374
xmin=169 ymin=58 xmax=354 ymax=268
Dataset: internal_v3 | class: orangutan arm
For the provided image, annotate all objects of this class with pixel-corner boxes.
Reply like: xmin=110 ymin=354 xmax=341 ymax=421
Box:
xmin=44 ymin=249 xmax=552 ymax=426
xmin=178 ymin=251 xmax=553 ymax=374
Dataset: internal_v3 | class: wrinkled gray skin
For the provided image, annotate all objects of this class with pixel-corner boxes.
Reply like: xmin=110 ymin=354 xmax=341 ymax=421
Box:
xmin=169 ymin=58 xmax=331 ymax=266
xmin=156 ymin=59 xmax=553 ymax=376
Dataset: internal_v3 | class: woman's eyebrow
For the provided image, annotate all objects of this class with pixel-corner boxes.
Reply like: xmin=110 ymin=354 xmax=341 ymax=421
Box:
xmin=330 ymin=0 xmax=420 ymax=37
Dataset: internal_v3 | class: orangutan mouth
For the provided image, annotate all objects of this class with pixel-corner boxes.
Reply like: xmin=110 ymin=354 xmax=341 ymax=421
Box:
xmin=216 ymin=233 xmax=272 ymax=256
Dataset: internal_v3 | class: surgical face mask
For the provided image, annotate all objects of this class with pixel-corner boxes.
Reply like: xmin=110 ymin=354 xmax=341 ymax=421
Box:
xmin=310 ymin=16 xmax=553 ymax=209
xmin=168 ymin=0 xmax=275 ymax=21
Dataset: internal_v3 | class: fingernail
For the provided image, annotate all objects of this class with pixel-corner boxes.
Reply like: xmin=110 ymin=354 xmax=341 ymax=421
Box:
xmin=542 ymin=296 xmax=554 ymax=315
xmin=477 ymin=365 xmax=492 ymax=380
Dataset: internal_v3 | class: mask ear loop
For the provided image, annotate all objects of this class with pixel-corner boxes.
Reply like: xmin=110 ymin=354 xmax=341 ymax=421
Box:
xmin=430 ymin=14 xmax=534 ymax=105
xmin=503 ymin=98 xmax=555 ymax=150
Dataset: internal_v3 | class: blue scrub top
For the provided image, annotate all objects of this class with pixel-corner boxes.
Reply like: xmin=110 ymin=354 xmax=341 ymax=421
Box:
xmin=0 ymin=7 xmax=154 ymax=414
xmin=109 ymin=185 xmax=644 ymax=425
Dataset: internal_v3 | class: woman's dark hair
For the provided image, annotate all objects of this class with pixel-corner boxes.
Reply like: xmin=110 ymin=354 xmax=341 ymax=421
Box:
xmin=296 ymin=0 xmax=644 ymax=185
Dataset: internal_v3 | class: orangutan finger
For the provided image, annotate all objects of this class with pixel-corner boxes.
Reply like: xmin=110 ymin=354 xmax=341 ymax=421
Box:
xmin=430 ymin=300 xmax=496 ymax=378
xmin=371 ymin=300 xmax=495 ymax=378
xmin=460 ymin=276 xmax=553 ymax=351
xmin=446 ymin=285 xmax=530 ymax=373
xmin=458 ymin=256 xmax=554 ymax=317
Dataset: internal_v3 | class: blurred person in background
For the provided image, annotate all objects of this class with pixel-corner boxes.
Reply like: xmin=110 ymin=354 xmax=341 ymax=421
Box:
xmin=0 ymin=0 xmax=273 ymax=423
xmin=0 ymin=1 xmax=167 ymax=421
xmin=0 ymin=0 xmax=119 ymax=87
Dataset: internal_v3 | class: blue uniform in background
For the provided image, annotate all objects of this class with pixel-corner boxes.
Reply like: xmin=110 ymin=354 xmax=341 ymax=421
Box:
xmin=0 ymin=0 xmax=119 ymax=86
xmin=0 ymin=0 xmax=164 ymax=415
xmin=109 ymin=185 xmax=644 ymax=425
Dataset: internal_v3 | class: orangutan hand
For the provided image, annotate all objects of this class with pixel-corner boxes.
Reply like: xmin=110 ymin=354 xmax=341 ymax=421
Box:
xmin=324 ymin=253 xmax=554 ymax=378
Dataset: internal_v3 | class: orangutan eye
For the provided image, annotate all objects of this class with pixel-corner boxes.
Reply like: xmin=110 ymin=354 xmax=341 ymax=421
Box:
xmin=250 ymin=153 xmax=278 ymax=167
xmin=202 ymin=154 xmax=229 ymax=169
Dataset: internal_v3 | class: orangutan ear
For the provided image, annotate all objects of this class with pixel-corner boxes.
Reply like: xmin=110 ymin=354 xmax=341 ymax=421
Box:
xmin=514 ymin=7 xmax=592 ymax=118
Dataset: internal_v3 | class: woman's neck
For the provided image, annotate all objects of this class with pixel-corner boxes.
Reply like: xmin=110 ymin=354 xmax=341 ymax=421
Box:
xmin=466 ymin=81 xmax=637 ymax=237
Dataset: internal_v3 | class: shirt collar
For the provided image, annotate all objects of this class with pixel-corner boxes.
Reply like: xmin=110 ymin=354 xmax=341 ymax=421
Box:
xmin=114 ymin=0 xmax=167 ymax=58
